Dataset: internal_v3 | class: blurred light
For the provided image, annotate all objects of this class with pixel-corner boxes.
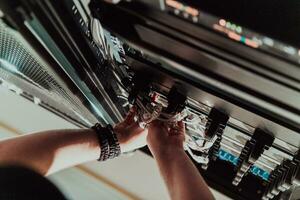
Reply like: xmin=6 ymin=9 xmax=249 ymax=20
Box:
xmin=241 ymin=36 xmax=246 ymax=43
xmin=166 ymin=0 xmax=183 ymax=10
xmin=236 ymin=26 xmax=242 ymax=34
xmin=231 ymin=24 xmax=236 ymax=31
xmin=245 ymin=38 xmax=259 ymax=48
xmin=213 ymin=24 xmax=230 ymax=34
xmin=253 ymin=37 xmax=263 ymax=46
xmin=215 ymin=25 xmax=259 ymax=49
xmin=183 ymin=12 xmax=189 ymax=18
xmin=185 ymin=6 xmax=199 ymax=16
xmin=192 ymin=16 xmax=199 ymax=23
xmin=219 ymin=19 xmax=226 ymax=27
xmin=228 ymin=31 xmax=241 ymax=41
xmin=263 ymin=37 xmax=274 ymax=46
xmin=213 ymin=24 xmax=224 ymax=32
xmin=283 ymin=46 xmax=296 ymax=55
xmin=226 ymin=22 xmax=231 ymax=29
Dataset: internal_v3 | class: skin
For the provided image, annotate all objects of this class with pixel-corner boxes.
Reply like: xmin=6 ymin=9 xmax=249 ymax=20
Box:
xmin=147 ymin=120 xmax=215 ymax=200
xmin=0 ymin=107 xmax=147 ymax=175
xmin=0 ymin=107 xmax=214 ymax=200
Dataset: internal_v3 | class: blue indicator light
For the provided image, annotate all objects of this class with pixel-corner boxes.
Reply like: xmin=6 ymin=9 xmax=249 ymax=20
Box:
xmin=217 ymin=150 xmax=270 ymax=181
xmin=218 ymin=149 xmax=238 ymax=166
xmin=250 ymin=166 xmax=270 ymax=181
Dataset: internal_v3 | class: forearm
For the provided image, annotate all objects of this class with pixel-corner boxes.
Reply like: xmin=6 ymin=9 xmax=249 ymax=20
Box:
xmin=153 ymin=149 xmax=214 ymax=200
xmin=0 ymin=129 xmax=99 ymax=175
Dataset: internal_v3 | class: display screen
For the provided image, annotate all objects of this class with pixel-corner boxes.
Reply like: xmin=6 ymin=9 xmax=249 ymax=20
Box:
xmin=164 ymin=0 xmax=300 ymax=65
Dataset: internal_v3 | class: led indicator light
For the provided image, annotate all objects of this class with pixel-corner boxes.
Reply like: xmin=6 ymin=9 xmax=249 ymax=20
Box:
xmin=231 ymin=24 xmax=236 ymax=31
xmin=283 ymin=46 xmax=296 ymax=55
xmin=226 ymin=22 xmax=231 ymax=29
xmin=185 ymin=6 xmax=199 ymax=16
xmin=236 ymin=26 xmax=242 ymax=33
xmin=218 ymin=149 xmax=238 ymax=165
xmin=245 ymin=38 xmax=259 ymax=48
xmin=192 ymin=16 xmax=199 ymax=23
xmin=218 ymin=150 xmax=270 ymax=181
xmin=228 ymin=31 xmax=241 ymax=41
xmin=263 ymin=37 xmax=274 ymax=46
xmin=183 ymin=12 xmax=189 ymax=18
xmin=250 ymin=166 xmax=270 ymax=181
xmin=166 ymin=0 xmax=183 ymax=10
xmin=219 ymin=19 xmax=226 ymax=26
xmin=241 ymin=36 xmax=246 ymax=43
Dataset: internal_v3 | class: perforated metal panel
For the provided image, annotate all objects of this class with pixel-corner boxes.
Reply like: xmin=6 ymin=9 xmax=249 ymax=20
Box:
xmin=0 ymin=20 xmax=98 ymax=126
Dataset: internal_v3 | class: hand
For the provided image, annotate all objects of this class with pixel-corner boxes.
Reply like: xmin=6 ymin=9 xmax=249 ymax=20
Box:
xmin=147 ymin=120 xmax=185 ymax=158
xmin=114 ymin=106 xmax=148 ymax=153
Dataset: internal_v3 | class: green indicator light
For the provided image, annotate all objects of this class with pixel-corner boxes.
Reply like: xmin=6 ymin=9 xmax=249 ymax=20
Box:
xmin=226 ymin=22 xmax=231 ymax=29
xmin=236 ymin=26 xmax=242 ymax=33
xmin=231 ymin=24 xmax=236 ymax=31
xmin=241 ymin=36 xmax=246 ymax=43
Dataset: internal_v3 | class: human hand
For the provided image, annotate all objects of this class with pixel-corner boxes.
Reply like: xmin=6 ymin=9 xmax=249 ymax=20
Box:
xmin=147 ymin=120 xmax=185 ymax=158
xmin=114 ymin=106 xmax=148 ymax=153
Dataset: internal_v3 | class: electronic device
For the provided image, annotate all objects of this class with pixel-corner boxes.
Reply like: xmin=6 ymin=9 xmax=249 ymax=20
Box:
xmin=0 ymin=0 xmax=299 ymax=199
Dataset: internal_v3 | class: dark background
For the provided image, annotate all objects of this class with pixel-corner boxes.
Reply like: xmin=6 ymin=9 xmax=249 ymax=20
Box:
xmin=181 ymin=0 xmax=300 ymax=47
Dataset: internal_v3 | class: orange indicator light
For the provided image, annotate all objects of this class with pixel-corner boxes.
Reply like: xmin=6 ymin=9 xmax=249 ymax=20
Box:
xmin=228 ymin=31 xmax=241 ymax=41
xmin=213 ymin=24 xmax=229 ymax=34
xmin=185 ymin=6 xmax=199 ymax=16
xmin=166 ymin=0 xmax=199 ymax=16
xmin=166 ymin=0 xmax=183 ymax=10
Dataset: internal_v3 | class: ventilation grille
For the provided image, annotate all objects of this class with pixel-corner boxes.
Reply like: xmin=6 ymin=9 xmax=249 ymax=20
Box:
xmin=0 ymin=20 xmax=98 ymax=126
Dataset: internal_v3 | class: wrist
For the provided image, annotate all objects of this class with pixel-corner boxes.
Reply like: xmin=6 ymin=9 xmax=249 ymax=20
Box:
xmin=92 ymin=123 xmax=121 ymax=161
xmin=114 ymin=128 xmax=127 ymax=153
xmin=150 ymin=145 xmax=185 ymax=161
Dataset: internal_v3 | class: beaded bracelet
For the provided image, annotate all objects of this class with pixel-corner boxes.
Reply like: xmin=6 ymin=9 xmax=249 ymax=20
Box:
xmin=105 ymin=125 xmax=121 ymax=159
xmin=92 ymin=123 xmax=121 ymax=161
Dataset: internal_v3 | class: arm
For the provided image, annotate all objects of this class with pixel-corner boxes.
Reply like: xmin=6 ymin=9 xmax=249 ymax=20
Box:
xmin=147 ymin=121 xmax=214 ymax=200
xmin=0 ymin=107 xmax=147 ymax=175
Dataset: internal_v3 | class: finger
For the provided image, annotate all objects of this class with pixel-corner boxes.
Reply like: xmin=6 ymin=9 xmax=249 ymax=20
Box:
xmin=149 ymin=120 xmax=168 ymax=136
xmin=149 ymin=120 xmax=161 ymax=127
xmin=178 ymin=121 xmax=186 ymax=136
xmin=161 ymin=121 xmax=169 ymax=133
xmin=123 ymin=106 xmax=137 ymax=124
xmin=169 ymin=121 xmax=185 ymax=136
xmin=169 ymin=124 xmax=180 ymax=136
xmin=177 ymin=121 xmax=185 ymax=133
